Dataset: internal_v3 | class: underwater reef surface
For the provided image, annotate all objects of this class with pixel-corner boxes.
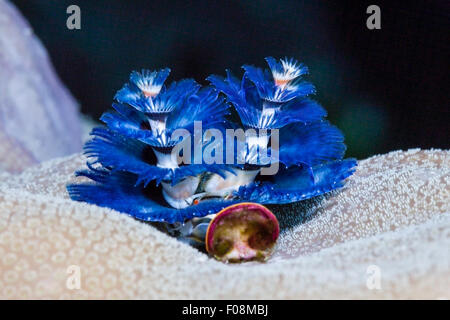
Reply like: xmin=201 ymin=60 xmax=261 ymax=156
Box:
xmin=0 ymin=0 xmax=82 ymax=173
xmin=0 ymin=149 xmax=448 ymax=299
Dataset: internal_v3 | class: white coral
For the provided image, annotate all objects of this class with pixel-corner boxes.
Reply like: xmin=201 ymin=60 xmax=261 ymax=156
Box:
xmin=0 ymin=0 xmax=82 ymax=173
xmin=0 ymin=149 xmax=448 ymax=299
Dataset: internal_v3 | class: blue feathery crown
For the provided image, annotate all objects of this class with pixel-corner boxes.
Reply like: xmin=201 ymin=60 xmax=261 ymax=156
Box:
xmin=67 ymin=57 xmax=356 ymax=223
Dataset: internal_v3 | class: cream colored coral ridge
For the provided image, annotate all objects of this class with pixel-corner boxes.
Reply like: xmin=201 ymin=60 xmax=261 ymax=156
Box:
xmin=0 ymin=149 xmax=449 ymax=299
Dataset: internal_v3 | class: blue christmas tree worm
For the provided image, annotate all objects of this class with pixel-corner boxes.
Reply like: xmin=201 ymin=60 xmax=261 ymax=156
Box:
xmin=67 ymin=57 xmax=356 ymax=262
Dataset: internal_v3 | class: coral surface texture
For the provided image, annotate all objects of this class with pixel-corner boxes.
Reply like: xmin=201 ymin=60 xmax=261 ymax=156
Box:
xmin=0 ymin=149 xmax=448 ymax=299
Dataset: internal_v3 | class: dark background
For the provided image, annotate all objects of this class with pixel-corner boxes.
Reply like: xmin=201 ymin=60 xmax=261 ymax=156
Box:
xmin=12 ymin=0 xmax=449 ymax=159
